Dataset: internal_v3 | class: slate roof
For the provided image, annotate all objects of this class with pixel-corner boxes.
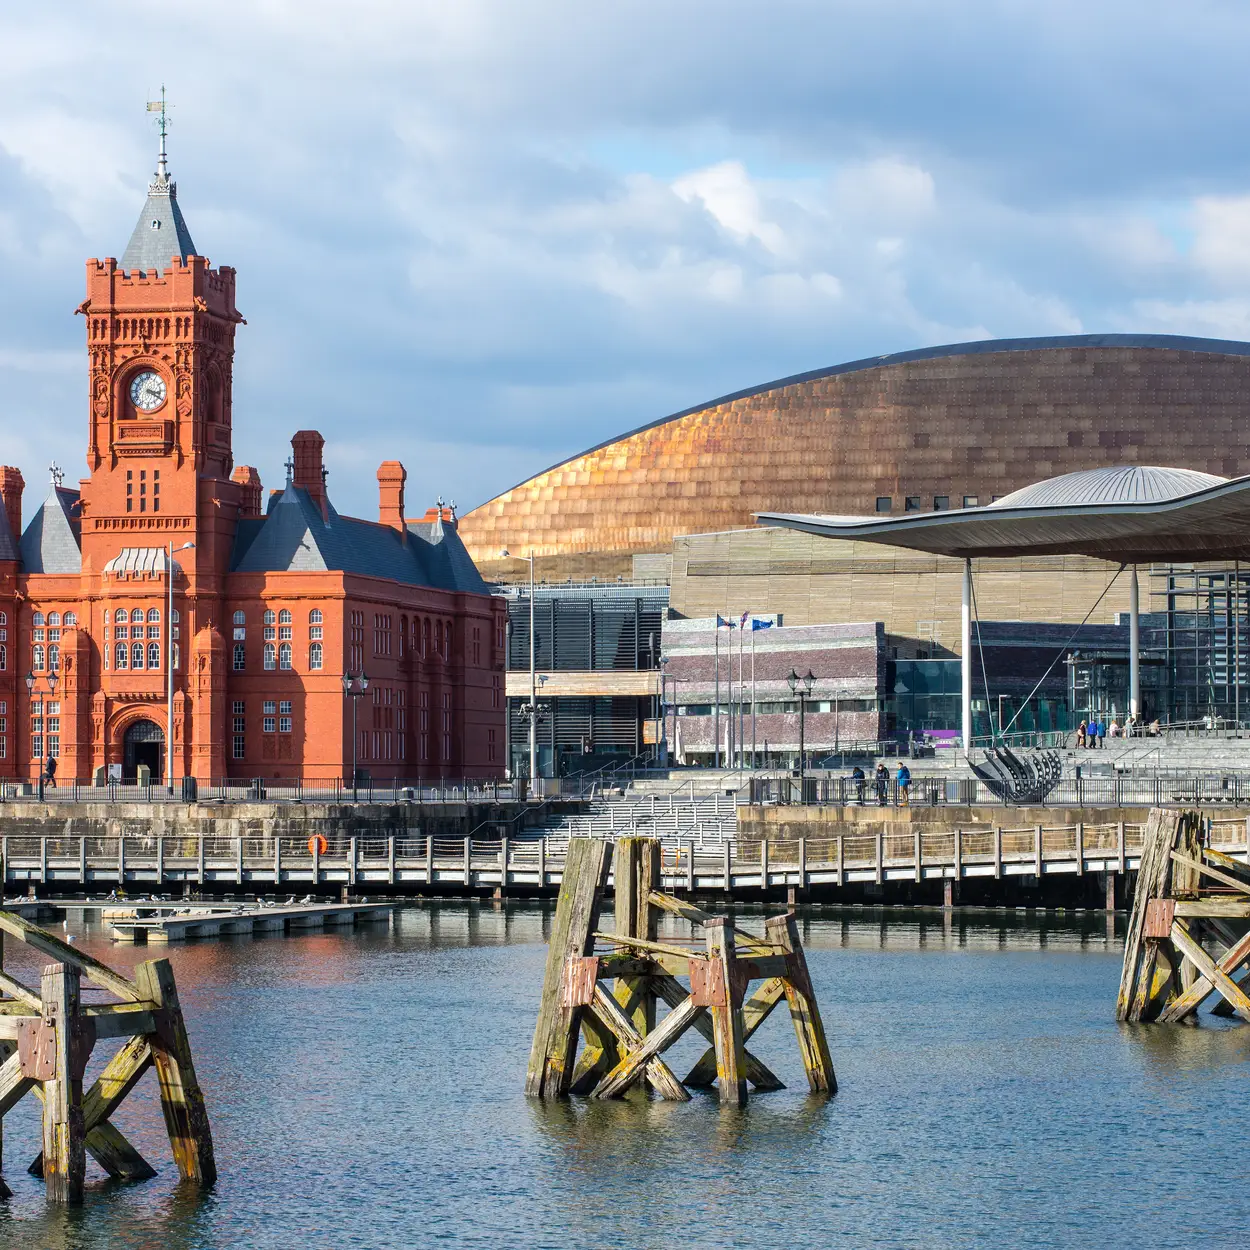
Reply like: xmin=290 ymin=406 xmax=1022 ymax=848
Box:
xmin=0 ymin=497 xmax=18 ymax=563
xmin=20 ymin=487 xmax=82 ymax=574
xmin=120 ymin=172 xmax=197 ymax=273
xmin=230 ymin=485 xmax=487 ymax=593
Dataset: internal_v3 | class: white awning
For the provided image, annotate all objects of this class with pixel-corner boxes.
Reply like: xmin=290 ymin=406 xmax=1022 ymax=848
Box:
xmin=102 ymin=547 xmax=184 ymax=577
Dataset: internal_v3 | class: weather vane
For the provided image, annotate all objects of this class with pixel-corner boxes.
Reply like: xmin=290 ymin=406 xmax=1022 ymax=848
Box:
xmin=49 ymin=462 xmax=64 ymax=489
xmin=146 ymin=84 xmax=171 ymax=179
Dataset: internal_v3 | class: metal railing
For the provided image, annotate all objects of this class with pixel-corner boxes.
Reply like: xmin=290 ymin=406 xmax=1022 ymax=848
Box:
xmin=748 ymin=772 xmax=1250 ymax=808
xmin=0 ymin=777 xmax=521 ymax=805
xmin=3 ymin=818 xmax=1246 ymax=894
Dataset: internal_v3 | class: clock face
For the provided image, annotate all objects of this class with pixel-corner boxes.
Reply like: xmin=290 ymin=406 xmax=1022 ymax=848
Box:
xmin=129 ymin=371 xmax=167 ymax=412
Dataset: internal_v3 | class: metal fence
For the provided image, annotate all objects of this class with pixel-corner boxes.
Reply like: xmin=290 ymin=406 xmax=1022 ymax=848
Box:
xmin=748 ymin=772 xmax=1250 ymax=808
xmin=0 ymin=778 xmax=523 ymax=805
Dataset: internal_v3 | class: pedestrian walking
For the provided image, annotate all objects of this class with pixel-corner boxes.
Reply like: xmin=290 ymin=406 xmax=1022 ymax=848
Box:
xmin=1077 ymin=719 xmax=1087 ymax=749
xmin=851 ymin=764 xmax=866 ymax=805
xmin=874 ymin=762 xmax=889 ymax=807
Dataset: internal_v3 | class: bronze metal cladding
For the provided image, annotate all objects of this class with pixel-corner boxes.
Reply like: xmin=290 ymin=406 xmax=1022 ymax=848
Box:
xmin=459 ymin=340 xmax=1250 ymax=568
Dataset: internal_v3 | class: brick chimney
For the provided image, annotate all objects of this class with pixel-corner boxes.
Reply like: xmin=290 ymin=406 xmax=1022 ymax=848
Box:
xmin=291 ymin=430 xmax=327 ymax=519
xmin=0 ymin=466 xmax=24 ymax=549
xmin=377 ymin=460 xmax=407 ymax=538
xmin=232 ymin=465 xmax=263 ymax=518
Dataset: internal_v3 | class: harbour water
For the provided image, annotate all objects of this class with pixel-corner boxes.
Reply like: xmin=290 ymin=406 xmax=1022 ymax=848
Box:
xmin=2 ymin=904 xmax=1248 ymax=1248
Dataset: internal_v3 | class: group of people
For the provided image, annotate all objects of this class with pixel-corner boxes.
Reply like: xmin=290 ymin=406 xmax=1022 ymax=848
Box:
xmin=850 ymin=761 xmax=912 ymax=806
xmin=1077 ymin=717 xmax=1137 ymax=747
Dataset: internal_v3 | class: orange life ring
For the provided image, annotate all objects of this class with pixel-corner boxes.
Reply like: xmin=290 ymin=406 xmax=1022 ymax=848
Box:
xmin=308 ymin=834 xmax=328 ymax=855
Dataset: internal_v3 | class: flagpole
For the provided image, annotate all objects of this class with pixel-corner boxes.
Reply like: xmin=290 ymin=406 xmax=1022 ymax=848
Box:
xmin=714 ymin=621 xmax=720 ymax=770
xmin=738 ymin=621 xmax=745 ymax=771
xmin=751 ymin=625 xmax=757 ymax=769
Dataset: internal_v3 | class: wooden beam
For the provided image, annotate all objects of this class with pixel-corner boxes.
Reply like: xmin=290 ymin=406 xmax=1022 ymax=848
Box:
xmin=524 ymin=838 xmax=611 ymax=1099
xmin=0 ymin=910 xmax=141 ymax=1003
xmin=592 ymin=933 xmax=696 ymax=964
xmin=590 ymin=985 xmax=700 ymax=1100
xmin=652 ymin=973 xmax=784 ymax=1091
xmin=133 ymin=959 xmax=217 ymax=1186
xmin=1158 ymin=924 xmax=1250 ymax=1022
xmin=1168 ymin=850 xmax=1250 ymax=897
xmin=767 ymin=912 xmax=837 ymax=1094
xmin=41 ymin=963 xmax=87 ymax=1205
xmin=567 ymin=1010 xmax=622 ymax=1098
xmin=612 ymin=838 xmax=659 ymax=1037
xmin=684 ymin=977 xmax=787 ymax=1088
xmin=28 ymin=1034 xmax=154 ymax=1179
xmin=0 ymin=970 xmax=40 ymax=1011
xmin=1174 ymin=899 xmax=1250 ymax=918
xmin=646 ymin=890 xmax=774 ymax=952
xmin=1169 ymin=920 xmax=1250 ymax=1023
xmin=704 ymin=918 xmax=747 ymax=1106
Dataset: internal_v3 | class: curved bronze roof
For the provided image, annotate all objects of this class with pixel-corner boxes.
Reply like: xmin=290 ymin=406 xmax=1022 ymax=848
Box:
xmin=458 ymin=334 xmax=1250 ymax=569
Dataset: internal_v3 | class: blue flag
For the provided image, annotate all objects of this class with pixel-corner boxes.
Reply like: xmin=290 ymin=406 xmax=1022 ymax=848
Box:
xmin=716 ymin=614 xmax=733 ymax=628
xmin=751 ymin=618 xmax=773 ymax=631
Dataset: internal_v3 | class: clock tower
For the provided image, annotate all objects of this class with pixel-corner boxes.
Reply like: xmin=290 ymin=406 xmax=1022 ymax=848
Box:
xmin=76 ymin=129 xmax=246 ymax=580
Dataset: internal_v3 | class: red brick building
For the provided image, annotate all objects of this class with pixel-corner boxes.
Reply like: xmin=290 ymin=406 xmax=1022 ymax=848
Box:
xmin=0 ymin=144 xmax=505 ymax=783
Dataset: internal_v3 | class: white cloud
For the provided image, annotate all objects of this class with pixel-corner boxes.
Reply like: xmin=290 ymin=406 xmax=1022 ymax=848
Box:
xmin=0 ymin=2 xmax=1246 ymax=516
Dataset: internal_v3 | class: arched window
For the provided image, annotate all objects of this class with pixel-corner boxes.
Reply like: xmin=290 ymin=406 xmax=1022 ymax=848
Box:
xmin=130 ymin=609 xmax=144 ymax=624
xmin=278 ymin=609 xmax=291 ymax=624
xmin=264 ymin=643 xmax=276 ymax=670
xmin=48 ymin=612 xmax=60 ymax=626
xmin=309 ymin=609 xmax=323 ymax=624
xmin=279 ymin=642 xmax=292 ymax=670
xmin=171 ymin=609 xmax=179 ymax=623
xmin=233 ymin=643 xmax=245 ymax=671
xmin=148 ymin=641 xmax=160 ymax=669
xmin=132 ymin=642 xmax=144 ymax=669
xmin=309 ymin=642 xmax=323 ymax=670
xmin=0 ymin=611 xmax=7 ymax=625
xmin=263 ymin=609 xmax=275 ymax=626
xmin=33 ymin=612 xmax=44 ymax=627
xmin=48 ymin=644 xmax=59 ymax=671
xmin=399 ymin=615 xmax=407 ymax=657
xmin=422 ymin=618 xmax=431 ymax=658
xmin=147 ymin=608 xmax=160 ymax=623
xmin=63 ymin=612 xmax=76 ymax=626
xmin=0 ymin=644 xmax=6 ymax=671
xmin=435 ymin=620 xmax=444 ymax=657
xmin=32 ymin=644 xmax=44 ymax=670
xmin=115 ymin=642 xmax=128 ymax=669
xmin=115 ymin=608 xmax=128 ymax=624
xmin=233 ymin=610 xmax=245 ymax=625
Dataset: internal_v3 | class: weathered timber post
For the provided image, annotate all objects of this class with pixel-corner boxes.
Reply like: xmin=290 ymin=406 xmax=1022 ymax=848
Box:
xmin=703 ymin=917 xmax=746 ymax=1107
xmin=133 ymin=958 xmax=217 ymax=1185
xmin=525 ymin=838 xmax=612 ymax=1098
xmin=40 ymin=963 xmax=88 ymax=1205
xmin=766 ymin=911 xmax=836 ymax=1094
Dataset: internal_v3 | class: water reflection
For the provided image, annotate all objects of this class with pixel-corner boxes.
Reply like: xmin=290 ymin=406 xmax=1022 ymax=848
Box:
xmin=0 ymin=901 xmax=1245 ymax=1249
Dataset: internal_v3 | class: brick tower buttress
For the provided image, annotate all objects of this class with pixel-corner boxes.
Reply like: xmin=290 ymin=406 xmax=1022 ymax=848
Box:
xmin=77 ymin=256 xmax=246 ymax=583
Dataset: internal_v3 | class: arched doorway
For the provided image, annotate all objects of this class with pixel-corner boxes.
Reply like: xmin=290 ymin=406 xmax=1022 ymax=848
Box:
xmin=122 ymin=719 xmax=164 ymax=782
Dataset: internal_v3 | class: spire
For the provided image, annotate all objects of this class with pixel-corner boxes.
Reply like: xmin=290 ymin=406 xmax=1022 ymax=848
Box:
xmin=120 ymin=87 xmax=198 ymax=273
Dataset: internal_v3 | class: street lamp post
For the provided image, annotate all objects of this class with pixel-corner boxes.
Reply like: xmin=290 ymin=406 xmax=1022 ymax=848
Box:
xmin=342 ymin=671 xmax=370 ymax=800
xmin=501 ymin=549 xmax=539 ymax=794
xmin=788 ymin=668 xmax=815 ymax=803
xmin=26 ymin=667 xmax=59 ymax=800
xmin=166 ymin=540 xmax=194 ymax=794
xmin=657 ymin=655 xmax=670 ymax=766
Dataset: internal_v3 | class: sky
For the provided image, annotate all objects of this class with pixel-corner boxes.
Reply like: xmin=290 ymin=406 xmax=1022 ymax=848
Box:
xmin=2 ymin=1 xmax=1250 ymax=523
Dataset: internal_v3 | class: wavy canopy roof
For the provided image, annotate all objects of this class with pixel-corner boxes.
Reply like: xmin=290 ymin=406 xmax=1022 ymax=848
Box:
xmin=760 ymin=465 xmax=1250 ymax=563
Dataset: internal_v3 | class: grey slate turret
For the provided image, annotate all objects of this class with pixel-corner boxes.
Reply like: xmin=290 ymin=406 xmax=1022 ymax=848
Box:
xmin=20 ymin=487 xmax=82 ymax=574
xmin=120 ymin=171 xmax=197 ymax=273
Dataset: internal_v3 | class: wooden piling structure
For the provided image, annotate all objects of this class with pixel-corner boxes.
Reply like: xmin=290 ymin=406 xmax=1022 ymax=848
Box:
xmin=1117 ymin=808 xmax=1250 ymax=1023
xmin=526 ymin=836 xmax=836 ymax=1106
xmin=0 ymin=907 xmax=216 ymax=1205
